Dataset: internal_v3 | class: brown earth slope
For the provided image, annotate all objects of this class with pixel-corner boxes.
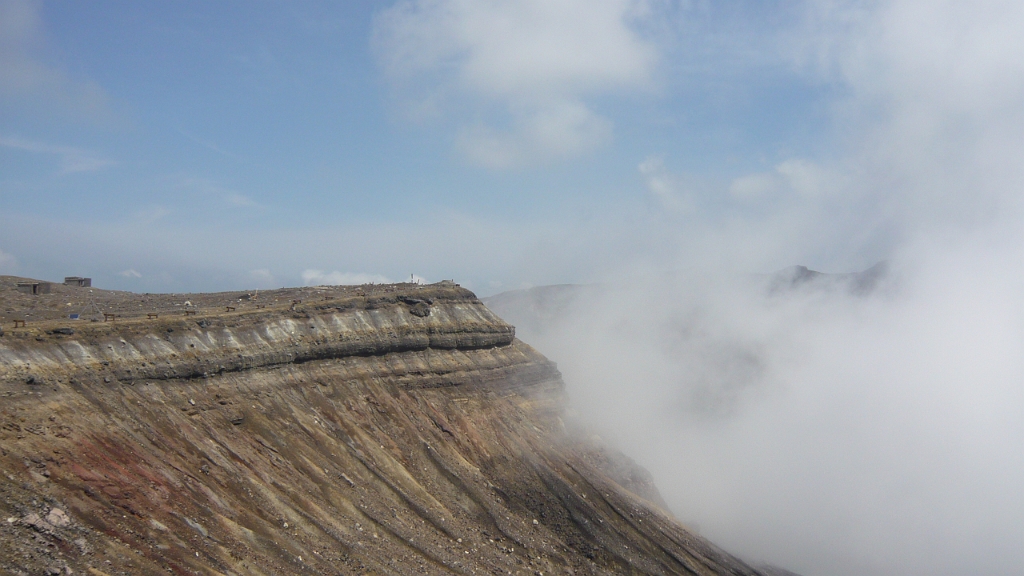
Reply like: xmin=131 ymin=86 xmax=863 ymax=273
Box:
xmin=0 ymin=278 xmax=767 ymax=575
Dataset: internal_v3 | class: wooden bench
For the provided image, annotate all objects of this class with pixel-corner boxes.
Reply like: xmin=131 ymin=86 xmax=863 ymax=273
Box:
xmin=103 ymin=313 xmax=116 ymax=322
xmin=225 ymin=306 xmax=236 ymax=312
xmin=147 ymin=313 xmax=159 ymax=319
xmin=13 ymin=320 xmax=25 ymax=328
xmin=184 ymin=310 xmax=196 ymax=316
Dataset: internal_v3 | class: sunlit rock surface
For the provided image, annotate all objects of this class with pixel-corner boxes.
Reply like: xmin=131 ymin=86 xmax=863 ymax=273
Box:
xmin=0 ymin=279 xmax=770 ymax=575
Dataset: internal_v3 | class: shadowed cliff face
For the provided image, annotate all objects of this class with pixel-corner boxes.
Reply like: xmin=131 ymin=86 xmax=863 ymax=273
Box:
xmin=0 ymin=281 xmax=765 ymax=575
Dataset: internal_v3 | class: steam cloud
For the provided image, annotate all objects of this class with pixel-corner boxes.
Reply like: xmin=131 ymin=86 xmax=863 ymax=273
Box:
xmin=503 ymin=2 xmax=1024 ymax=575
xmin=515 ymin=255 xmax=1022 ymax=575
xmin=301 ymin=269 xmax=393 ymax=286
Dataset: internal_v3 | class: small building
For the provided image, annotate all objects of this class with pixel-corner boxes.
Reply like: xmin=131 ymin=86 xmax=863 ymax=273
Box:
xmin=64 ymin=276 xmax=92 ymax=287
xmin=16 ymin=282 xmax=52 ymax=295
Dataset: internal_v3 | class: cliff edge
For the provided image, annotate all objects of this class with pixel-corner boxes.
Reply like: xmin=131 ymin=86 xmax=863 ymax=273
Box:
xmin=0 ymin=279 xmax=766 ymax=575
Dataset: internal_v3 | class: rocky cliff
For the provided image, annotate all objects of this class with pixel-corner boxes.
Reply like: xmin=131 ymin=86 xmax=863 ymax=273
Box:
xmin=0 ymin=279 xmax=767 ymax=575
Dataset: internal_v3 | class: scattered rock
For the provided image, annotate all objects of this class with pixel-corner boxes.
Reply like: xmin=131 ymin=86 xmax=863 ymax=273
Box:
xmin=21 ymin=512 xmax=55 ymax=532
xmin=50 ymin=328 xmax=74 ymax=335
xmin=46 ymin=508 xmax=70 ymax=528
xmin=73 ymin=537 xmax=90 ymax=554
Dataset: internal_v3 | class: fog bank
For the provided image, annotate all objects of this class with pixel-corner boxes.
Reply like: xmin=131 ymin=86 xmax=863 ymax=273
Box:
xmin=503 ymin=243 xmax=1023 ymax=575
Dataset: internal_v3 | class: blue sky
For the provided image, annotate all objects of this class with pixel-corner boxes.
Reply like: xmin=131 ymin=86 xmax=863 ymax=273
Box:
xmin=1 ymin=0 xmax=1021 ymax=294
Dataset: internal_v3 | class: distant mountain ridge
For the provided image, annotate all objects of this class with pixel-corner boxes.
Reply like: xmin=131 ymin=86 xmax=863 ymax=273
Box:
xmin=483 ymin=264 xmax=889 ymax=339
xmin=763 ymin=262 xmax=888 ymax=296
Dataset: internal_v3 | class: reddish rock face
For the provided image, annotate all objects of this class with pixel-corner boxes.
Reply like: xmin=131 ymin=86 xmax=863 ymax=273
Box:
xmin=0 ymin=281 xmax=764 ymax=575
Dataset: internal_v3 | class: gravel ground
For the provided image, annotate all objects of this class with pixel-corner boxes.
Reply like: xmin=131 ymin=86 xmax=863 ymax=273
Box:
xmin=0 ymin=275 xmax=438 ymax=327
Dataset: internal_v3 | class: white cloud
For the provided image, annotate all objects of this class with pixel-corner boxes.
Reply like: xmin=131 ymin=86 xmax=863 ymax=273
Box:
xmin=638 ymin=156 xmax=690 ymax=212
xmin=249 ymin=268 xmax=275 ymax=285
xmin=119 ymin=269 xmax=141 ymax=278
xmin=728 ymin=171 xmax=781 ymax=201
xmin=374 ymin=0 xmax=657 ymax=166
xmin=456 ymin=101 xmax=613 ymax=168
xmin=0 ymin=135 xmax=114 ymax=173
xmin=792 ymin=0 xmax=1024 ymax=232
xmin=225 ymin=193 xmax=262 ymax=209
xmin=807 ymin=0 xmax=1024 ymax=115
xmin=301 ymin=270 xmax=392 ymax=286
xmin=0 ymin=247 xmax=16 ymax=272
xmin=247 ymin=269 xmax=279 ymax=291
xmin=175 ymin=128 xmax=245 ymax=161
xmin=178 ymin=178 xmax=263 ymax=209
xmin=728 ymin=159 xmax=835 ymax=202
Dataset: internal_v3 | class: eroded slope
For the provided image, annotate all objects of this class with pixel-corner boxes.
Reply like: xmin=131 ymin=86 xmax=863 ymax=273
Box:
xmin=0 ymin=283 xmax=764 ymax=575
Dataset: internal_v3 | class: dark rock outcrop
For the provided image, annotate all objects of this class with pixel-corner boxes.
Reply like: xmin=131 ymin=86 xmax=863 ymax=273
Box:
xmin=765 ymin=262 xmax=889 ymax=296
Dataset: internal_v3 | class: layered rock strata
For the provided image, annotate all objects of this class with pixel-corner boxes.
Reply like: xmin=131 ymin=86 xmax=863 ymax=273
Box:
xmin=0 ymin=283 xmax=765 ymax=575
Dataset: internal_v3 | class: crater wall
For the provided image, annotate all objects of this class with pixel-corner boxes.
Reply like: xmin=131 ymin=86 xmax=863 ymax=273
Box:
xmin=0 ymin=283 xmax=765 ymax=575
